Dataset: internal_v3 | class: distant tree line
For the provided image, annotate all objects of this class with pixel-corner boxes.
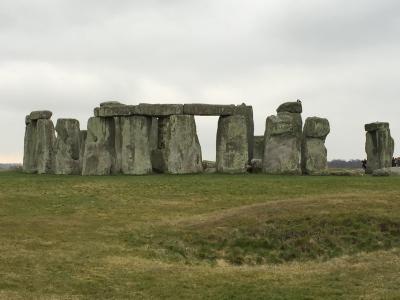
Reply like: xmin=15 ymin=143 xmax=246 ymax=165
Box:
xmin=328 ymin=159 xmax=362 ymax=169
xmin=0 ymin=163 xmax=22 ymax=170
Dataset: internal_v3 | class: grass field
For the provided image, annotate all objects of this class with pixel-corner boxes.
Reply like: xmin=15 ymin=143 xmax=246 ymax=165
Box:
xmin=0 ymin=171 xmax=400 ymax=299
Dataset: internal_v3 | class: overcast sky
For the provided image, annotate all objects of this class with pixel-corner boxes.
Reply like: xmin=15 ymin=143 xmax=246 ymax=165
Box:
xmin=1 ymin=0 xmax=399 ymax=163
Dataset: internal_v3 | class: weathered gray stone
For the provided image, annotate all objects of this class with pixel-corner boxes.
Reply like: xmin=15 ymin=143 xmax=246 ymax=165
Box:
xmin=35 ymin=119 xmax=56 ymax=174
xmin=262 ymin=111 xmax=302 ymax=175
xmin=119 ymin=116 xmax=152 ymax=175
xmin=365 ymin=122 xmax=389 ymax=132
xmin=79 ymin=130 xmax=87 ymax=172
xmin=365 ymin=122 xmax=394 ymax=174
xmin=54 ymin=119 xmax=81 ymax=175
xmin=95 ymin=105 xmax=136 ymax=117
xmin=301 ymin=117 xmax=330 ymax=175
xmin=183 ymin=104 xmax=236 ymax=116
xmin=303 ymin=117 xmax=330 ymax=139
xmin=82 ymin=117 xmax=116 ymax=175
xmin=113 ymin=117 xmax=123 ymax=174
xmin=253 ymin=136 xmax=264 ymax=159
xmin=372 ymin=167 xmax=400 ymax=176
xmin=202 ymin=160 xmax=216 ymax=173
xmin=249 ymin=158 xmax=262 ymax=173
xmin=149 ymin=118 xmax=158 ymax=152
xmin=136 ymin=103 xmax=184 ymax=116
xmin=23 ymin=118 xmax=37 ymax=173
xmin=276 ymin=101 xmax=302 ymax=114
xmin=216 ymin=115 xmax=248 ymax=173
xmin=30 ymin=110 xmax=52 ymax=120
xmin=100 ymin=101 xmax=125 ymax=107
xmin=156 ymin=115 xmax=203 ymax=174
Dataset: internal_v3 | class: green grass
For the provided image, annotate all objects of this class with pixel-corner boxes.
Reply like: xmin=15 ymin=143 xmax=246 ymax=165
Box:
xmin=0 ymin=171 xmax=400 ymax=299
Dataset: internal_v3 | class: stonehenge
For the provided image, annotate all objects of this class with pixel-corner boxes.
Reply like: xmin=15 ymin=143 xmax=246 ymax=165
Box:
xmin=22 ymin=101 xmax=338 ymax=176
xmin=365 ymin=122 xmax=394 ymax=174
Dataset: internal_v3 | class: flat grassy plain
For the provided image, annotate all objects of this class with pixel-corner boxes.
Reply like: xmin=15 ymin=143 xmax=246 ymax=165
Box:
xmin=0 ymin=171 xmax=400 ymax=299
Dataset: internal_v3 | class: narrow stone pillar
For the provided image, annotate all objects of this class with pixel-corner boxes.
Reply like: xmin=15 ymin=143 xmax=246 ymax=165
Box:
xmin=301 ymin=117 xmax=330 ymax=175
xmin=365 ymin=122 xmax=394 ymax=174
xmin=82 ymin=117 xmax=116 ymax=175
xmin=153 ymin=115 xmax=203 ymax=174
xmin=216 ymin=115 xmax=248 ymax=173
xmin=23 ymin=111 xmax=55 ymax=174
xmin=79 ymin=130 xmax=87 ymax=172
xmin=54 ymin=119 xmax=81 ymax=175
xmin=23 ymin=116 xmax=37 ymax=173
xmin=262 ymin=102 xmax=302 ymax=175
xmin=120 ymin=116 xmax=152 ymax=175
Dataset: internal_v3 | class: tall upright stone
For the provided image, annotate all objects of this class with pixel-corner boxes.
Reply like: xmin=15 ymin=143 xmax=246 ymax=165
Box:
xmin=153 ymin=115 xmax=203 ymax=174
xmin=23 ymin=116 xmax=37 ymax=173
xmin=216 ymin=115 xmax=248 ymax=173
xmin=23 ymin=111 xmax=55 ymax=174
xmin=35 ymin=119 xmax=56 ymax=174
xmin=301 ymin=117 xmax=330 ymax=175
xmin=82 ymin=117 xmax=116 ymax=175
xmin=365 ymin=122 xmax=394 ymax=174
xmin=262 ymin=102 xmax=302 ymax=175
xmin=234 ymin=104 xmax=254 ymax=162
xmin=119 ymin=116 xmax=153 ymax=175
xmin=79 ymin=130 xmax=87 ymax=172
xmin=54 ymin=119 xmax=81 ymax=175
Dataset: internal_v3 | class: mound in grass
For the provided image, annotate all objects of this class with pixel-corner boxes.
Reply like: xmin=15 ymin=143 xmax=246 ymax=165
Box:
xmin=123 ymin=194 xmax=400 ymax=265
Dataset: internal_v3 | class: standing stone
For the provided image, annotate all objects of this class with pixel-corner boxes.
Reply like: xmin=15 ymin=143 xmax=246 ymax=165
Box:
xmin=365 ymin=122 xmax=394 ymax=174
xmin=253 ymin=136 xmax=264 ymax=159
xmin=23 ymin=111 xmax=55 ymax=174
xmin=113 ymin=117 xmax=123 ymax=174
xmin=262 ymin=102 xmax=303 ymax=175
xmin=149 ymin=117 xmax=158 ymax=152
xmin=54 ymin=119 xmax=81 ymax=175
xmin=234 ymin=104 xmax=254 ymax=162
xmin=23 ymin=116 xmax=37 ymax=173
xmin=120 ymin=116 xmax=153 ymax=175
xmin=301 ymin=117 xmax=330 ymax=175
xmin=79 ymin=130 xmax=87 ymax=172
xmin=35 ymin=118 xmax=56 ymax=174
xmin=216 ymin=115 xmax=248 ymax=173
xmin=154 ymin=115 xmax=203 ymax=174
xmin=82 ymin=117 xmax=116 ymax=176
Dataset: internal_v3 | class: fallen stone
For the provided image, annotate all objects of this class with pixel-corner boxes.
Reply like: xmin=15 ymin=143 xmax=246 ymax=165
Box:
xmin=30 ymin=110 xmax=52 ymax=120
xmin=156 ymin=115 xmax=203 ymax=174
xmin=82 ymin=117 xmax=116 ymax=175
xmin=54 ymin=119 xmax=81 ymax=175
xmin=202 ymin=160 xmax=217 ymax=173
xmin=276 ymin=101 xmax=302 ymax=114
xmin=365 ymin=122 xmax=394 ymax=174
xmin=216 ymin=115 xmax=248 ymax=173
xmin=372 ymin=167 xmax=400 ymax=176
xmin=249 ymin=158 xmax=262 ymax=173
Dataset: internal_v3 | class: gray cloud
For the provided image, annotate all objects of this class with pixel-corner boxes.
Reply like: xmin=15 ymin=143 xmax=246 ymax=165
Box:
xmin=1 ymin=0 xmax=399 ymax=162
